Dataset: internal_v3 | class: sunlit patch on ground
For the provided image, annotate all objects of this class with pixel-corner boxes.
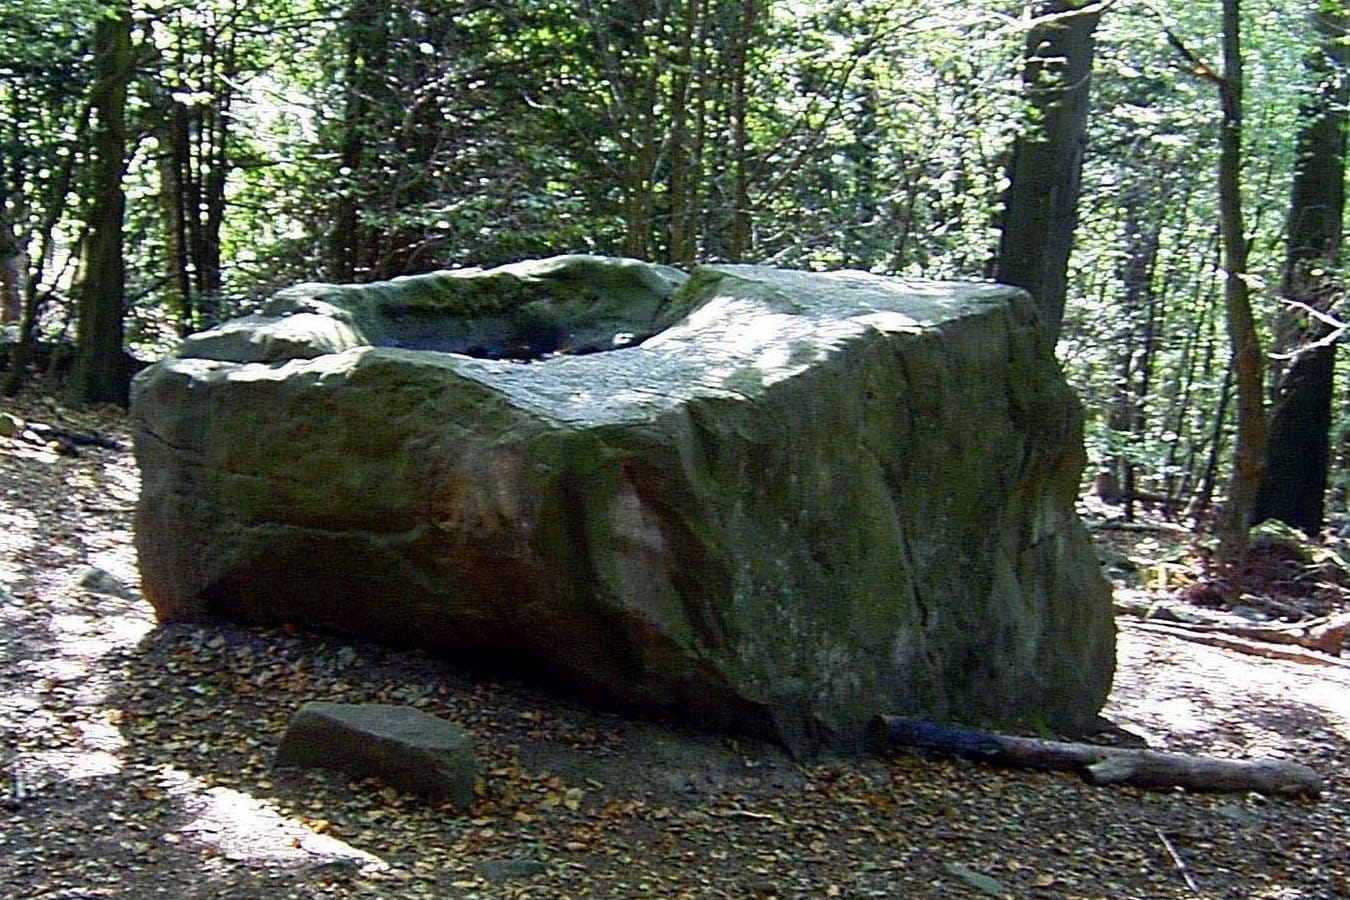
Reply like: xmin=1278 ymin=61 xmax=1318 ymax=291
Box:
xmin=153 ymin=765 xmax=389 ymax=873
xmin=0 ymin=507 xmax=38 ymax=584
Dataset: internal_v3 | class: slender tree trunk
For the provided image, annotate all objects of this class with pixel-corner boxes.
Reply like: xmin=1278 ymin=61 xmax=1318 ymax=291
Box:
xmin=726 ymin=0 xmax=758 ymax=261
xmin=1174 ymin=227 xmax=1224 ymax=505
xmin=667 ymin=0 xmax=697 ymax=266
xmin=196 ymin=32 xmax=232 ymax=326
xmin=1161 ymin=240 xmax=1210 ymax=501
xmin=329 ymin=0 xmax=387 ymax=282
xmin=994 ymin=1 xmax=1102 ymax=337
xmin=1190 ymin=366 xmax=1235 ymax=527
xmin=1102 ymin=182 xmax=1164 ymax=515
xmin=888 ymin=163 xmax=922 ymax=271
xmin=619 ymin=23 xmax=658 ymax=264
xmin=1 ymin=89 xmax=26 ymax=326
xmin=159 ymin=99 xmax=193 ymax=335
xmin=3 ymin=99 xmax=90 ymax=396
xmin=0 ymin=213 xmax=22 ymax=325
xmin=846 ymin=66 xmax=880 ymax=268
xmin=69 ymin=1 xmax=132 ymax=407
xmin=1214 ymin=0 xmax=1266 ymax=556
xmin=688 ymin=0 xmax=712 ymax=264
xmin=1253 ymin=3 xmax=1348 ymax=535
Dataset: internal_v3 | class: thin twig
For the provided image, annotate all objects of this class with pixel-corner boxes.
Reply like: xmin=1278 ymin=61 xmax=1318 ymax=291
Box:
xmin=1156 ymin=828 xmax=1203 ymax=895
xmin=1267 ymin=296 xmax=1349 ymax=360
xmin=1138 ymin=0 xmax=1222 ymax=86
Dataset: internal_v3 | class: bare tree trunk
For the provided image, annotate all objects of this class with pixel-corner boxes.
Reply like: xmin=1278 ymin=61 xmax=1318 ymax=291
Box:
xmin=1213 ymin=0 xmax=1267 ymax=556
xmin=329 ymin=0 xmax=388 ymax=282
xmin=3 ymin=99 xmax=90 ymax=397
xmin=688 ymin=0 xmax=712 ymax=264
xmin=159 ymin=99 xmax=193 ymax=335
xmin=1161 ymin=225 xmax=1218 ymax=503
xmin=0 ymin=217 xmax=23 ymax=325
xmin=994 ymin=0 xmax=1102 ymax=337
xmin=1102 ymin=183 xmax=1163 ymax=516
xmin=1253 ymin=4 xmax=1348 ymax=535
xmin=726 ymin=0 xmax=759 ymax=261
xmin=1189 ymin=366 xmax=1234 ymax=527
xmin=0 ymin=85 xmax=27 ymax=326
xmin=196 ymin=32 xmax=233 ymax=326
xmin=69 ymin=1 xmax=132 ymax=407
xmin=667 ymin=0 xmax=698 ymax=266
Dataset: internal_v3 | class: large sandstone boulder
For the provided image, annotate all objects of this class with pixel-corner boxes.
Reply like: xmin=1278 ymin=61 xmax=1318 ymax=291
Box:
xmin=131 ymin=255 xmax=1115 ymax=755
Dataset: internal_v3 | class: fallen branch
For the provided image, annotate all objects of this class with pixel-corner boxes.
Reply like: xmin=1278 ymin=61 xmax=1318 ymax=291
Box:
xmin=867 ymin=716 xmax=1323 ymax=799
xmin=1156 ymin=828 xmax=1202 ymax=895
xmin=1144 ymin=613 xmax=1350 ymax=655
xmin=1114 ymin=601 xmax=1350 ymax=656
xmin=1123 ymin=619 xmax=1350 ymax=668
xmin=0 ymin=413 xmax=124 ymax=455
xmin=1088 ymin=519 xmax=1193 ymax=534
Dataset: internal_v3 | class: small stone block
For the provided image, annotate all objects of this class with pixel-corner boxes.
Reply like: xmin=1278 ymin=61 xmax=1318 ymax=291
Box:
xmin=277 ymin=701 xmax=477 ymax=809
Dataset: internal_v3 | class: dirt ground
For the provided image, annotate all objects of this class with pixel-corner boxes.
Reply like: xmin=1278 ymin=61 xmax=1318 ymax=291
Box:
xmin=1 ymin=393 xmax=1347 ymax=899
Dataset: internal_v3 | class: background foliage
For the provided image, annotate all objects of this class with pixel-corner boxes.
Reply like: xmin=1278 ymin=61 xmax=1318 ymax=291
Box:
xmin=3 ymin=0 xmax=1348 ymax=531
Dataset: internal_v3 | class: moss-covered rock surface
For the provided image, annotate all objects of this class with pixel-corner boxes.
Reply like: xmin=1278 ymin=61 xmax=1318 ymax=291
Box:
xmin=131 ymin=255 xmax=1115 ymax=754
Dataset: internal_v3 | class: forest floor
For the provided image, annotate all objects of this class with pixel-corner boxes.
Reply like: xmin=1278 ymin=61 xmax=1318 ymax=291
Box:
xmin=1 ymin=391 xmax=1348 ymax=899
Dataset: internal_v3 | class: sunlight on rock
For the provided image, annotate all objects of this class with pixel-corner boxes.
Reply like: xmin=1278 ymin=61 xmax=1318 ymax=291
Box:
xmin=855 ymin=310 xmax=925 ymax=334
xmin=157 ymin=766 xmax=388 ymax=872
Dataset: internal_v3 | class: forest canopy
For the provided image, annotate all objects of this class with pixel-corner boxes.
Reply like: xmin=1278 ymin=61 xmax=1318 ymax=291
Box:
xmin=2 ymin=0 xmax=1347 ymax=544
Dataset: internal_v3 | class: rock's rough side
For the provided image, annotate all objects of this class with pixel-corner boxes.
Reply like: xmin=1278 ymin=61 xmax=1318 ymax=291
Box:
xmin=276 ymin=702 xmax=477 ymax=808
xmin=132 ymin=254 xmax=1115 ymax=755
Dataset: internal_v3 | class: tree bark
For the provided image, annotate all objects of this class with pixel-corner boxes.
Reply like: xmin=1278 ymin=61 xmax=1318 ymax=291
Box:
xmin=1102 ymin=181 xmax=1165 ymax=518
xmin=159 ymin=98 xmax=193 ymax=335
xmin=3 ymin=99 xmax=90 ymax=397
xmin=329 ymin=0 xmax=388 ymax=282
xmin=994 ymin=1 xmax=1102 ymax=337
xmin=667 ymin=0 xmax=698 ymax=266
xmin=1213 ymin=0 xmax=1267 ymax=557
xmin=69 ymin=1 xmax=132 ymax=407
xmin=0 ymin=217 xmax=23 ymax=325
xmin=726 ymin=0 xmax=759 ymax=261
xmin=1254 ymin=4 xmax=1348 ymax=536
xmin=869 ymin=716 xmax=1324 ymax=799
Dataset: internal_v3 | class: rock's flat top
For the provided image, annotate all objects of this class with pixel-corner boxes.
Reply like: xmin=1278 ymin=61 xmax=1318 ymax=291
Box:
xmin=281 ymin=702 xmax=474 ymax=750
xmin=170 ymin=262 xmax=1023 ymax=426
xmin=463 ymin=267 xmax=1019 ymax=424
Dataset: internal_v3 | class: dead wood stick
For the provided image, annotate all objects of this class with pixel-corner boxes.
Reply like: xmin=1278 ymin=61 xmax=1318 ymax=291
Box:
xmin=868 ymin=716 xmax=1323 ymax=799
xmin=24 ymin=421 xmax=124 ymax=450
xmin=1119 ymin=612 xmax=1349 ymax=655
xmin=1088 ymin=519 xmax=1193 ymax=534
xmin=1186 ymin=616 xmax=1347 ymax=655
xmin=1157 ymin=613 xmax=1331 ymax=633
xmin=1123 ymin=620 xmax=1350 ymax=668
xmin=3 ymin=417 xmax=124 ymax=454
xmin=1155 ymin=828 xmax=1202 ymax=895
